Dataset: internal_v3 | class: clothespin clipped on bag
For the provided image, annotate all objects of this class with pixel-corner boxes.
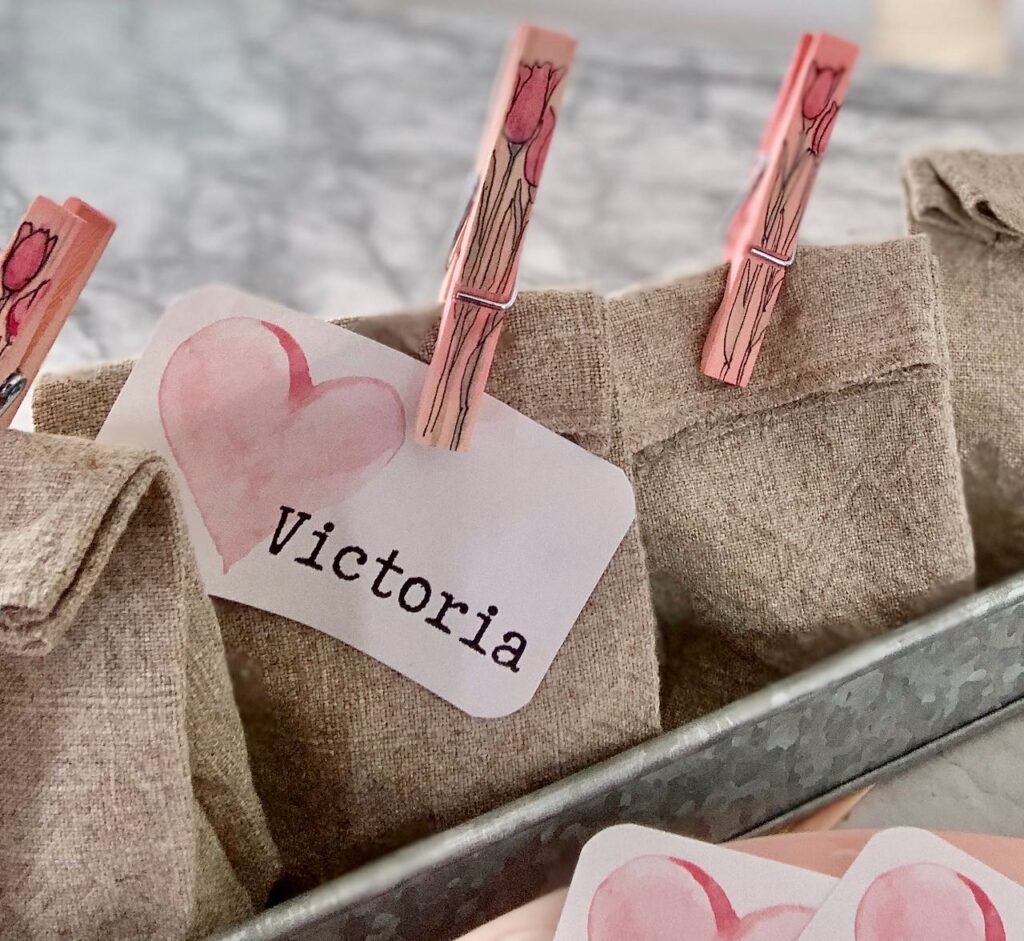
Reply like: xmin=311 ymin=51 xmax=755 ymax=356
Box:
xmin=0 ymin=196 xmax=115 ymax=427
xmin=702 ymin=34 xmax=858 ymax=387
xmin=417 ymin=24 xmax=576 ymax=451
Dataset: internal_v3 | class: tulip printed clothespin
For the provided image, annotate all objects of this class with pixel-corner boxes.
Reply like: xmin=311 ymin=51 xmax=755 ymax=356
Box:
xmin=702 ymin=34 xmax=858 ymax=387
xmin=417 ymin=24 xmax=576 ymax=451
xmin=0 ymin=196 xmax=115 ymax=426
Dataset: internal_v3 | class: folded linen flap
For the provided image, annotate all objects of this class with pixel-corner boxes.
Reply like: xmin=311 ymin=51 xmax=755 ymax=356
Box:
xmin=0 ymin=431 xmax=279 ymax=940
xmin=905 ymin=151 xmax=1024 ymax=585
xmin=905 ymin=151 xmax=1024 ymax=243
xmin=0 ymin=433 xmax=152 ymax=654
xmin=605 ymin=237 xmax=976 ymax=722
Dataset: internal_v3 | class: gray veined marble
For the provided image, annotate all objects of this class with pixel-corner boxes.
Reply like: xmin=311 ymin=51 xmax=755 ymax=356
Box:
xmin=1 ymin=0 xmax=1022 ymax=374
xmin=3 ymin=0 xmax=1024 ymax=856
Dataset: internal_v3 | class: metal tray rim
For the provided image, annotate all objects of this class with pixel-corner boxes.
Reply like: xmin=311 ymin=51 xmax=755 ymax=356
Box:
xmin=211 ymin=574 xmax=1024 ymax=941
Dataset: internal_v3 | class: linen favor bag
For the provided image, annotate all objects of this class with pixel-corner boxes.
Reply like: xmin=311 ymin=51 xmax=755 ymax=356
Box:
xmin=904 ymin=151 xmax=1024 ymax=584
xmin=606 ymin=237 xmax=976 ymax=726
xmin=32 ymin=289 xmax=663 ymax=894
xmin=0 ymin=431 xmax=279 ymax=940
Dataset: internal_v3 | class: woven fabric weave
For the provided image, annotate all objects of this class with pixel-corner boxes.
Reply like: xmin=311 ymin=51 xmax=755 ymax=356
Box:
xmin=0 ymin=431 xmax=279 ymax=940
xmin=32 ymin=290 xmax=663 ymax=894
xmin=905 ymin=150 xmax=1024 ymax=585
xmin=605 ymin=237 xmax=976 ymax=723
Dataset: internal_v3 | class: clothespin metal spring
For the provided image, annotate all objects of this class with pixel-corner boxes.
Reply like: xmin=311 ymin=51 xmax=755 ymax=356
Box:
xmin=0 ymin=371 xmax=26 ymax=420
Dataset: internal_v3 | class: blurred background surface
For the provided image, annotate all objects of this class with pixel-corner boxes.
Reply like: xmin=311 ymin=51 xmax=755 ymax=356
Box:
xmin=2 ymin=0 xmax=1021 ymax=382
xmin=417 ymin=0 xmax=1022 ymax=72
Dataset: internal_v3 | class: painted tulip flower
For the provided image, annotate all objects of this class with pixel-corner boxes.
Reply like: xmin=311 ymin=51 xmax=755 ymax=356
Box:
xmin=2 ymin=222 xmax=57 ymax=295
xmin=504 ymin=62 xmax=563 ymax=145
xmin=524 ymin=106 xmax=556 ymax=187
xmin=4 ymin=280 xmax=51 ymax=343
xmin=810 ymin=100 xmax=839 ymax=156
xmin=802 ymin=64 xmax=844 ymax=122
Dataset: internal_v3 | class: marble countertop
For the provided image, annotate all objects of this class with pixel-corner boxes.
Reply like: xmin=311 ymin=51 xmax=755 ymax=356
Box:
xmin=6 ymin=0 xmax=1023 ymax=371
xmin=6 ymin=0 xmax=1024 ymax=841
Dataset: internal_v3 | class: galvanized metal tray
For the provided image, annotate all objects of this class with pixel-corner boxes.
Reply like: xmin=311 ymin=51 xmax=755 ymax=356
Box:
xmin=212 ymin=574 xmax=1024 ymax=941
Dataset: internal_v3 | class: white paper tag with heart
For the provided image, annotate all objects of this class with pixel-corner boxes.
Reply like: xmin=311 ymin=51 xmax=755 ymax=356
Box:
xmin=97 ymin=286 xmax=636 ymax=717
xmin=553 ymin=825 xmax=838 ymax=941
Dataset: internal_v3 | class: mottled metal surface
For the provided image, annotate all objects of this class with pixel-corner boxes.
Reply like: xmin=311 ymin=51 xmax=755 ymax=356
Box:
xmin=213 ymin=575 xmax=1024 ymax=941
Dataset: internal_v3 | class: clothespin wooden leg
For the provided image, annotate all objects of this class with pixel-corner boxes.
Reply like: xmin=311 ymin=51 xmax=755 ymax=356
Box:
xmin=416 ymin=25 xmax=576 ymax=452
xmin=419 ymin=295 xmax=513 ymax=451
xmin=0 ymin=196 xmax=114 ymax=427
xmin=702 ymin=34 xmax=858 ymax=387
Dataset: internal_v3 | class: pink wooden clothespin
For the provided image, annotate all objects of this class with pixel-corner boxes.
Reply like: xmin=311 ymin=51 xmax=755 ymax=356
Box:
xmin=0 ymin=196 xmax=115 ymax=426
xmin=703 ymin=34 xmax=859 ymax=387
xmin=416 ymin=24 xmax=576 ymax=451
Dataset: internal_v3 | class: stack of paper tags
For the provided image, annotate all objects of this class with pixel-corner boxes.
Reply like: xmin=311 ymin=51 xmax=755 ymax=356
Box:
xmin=554 ymin=824 xmax=1018 ymax=940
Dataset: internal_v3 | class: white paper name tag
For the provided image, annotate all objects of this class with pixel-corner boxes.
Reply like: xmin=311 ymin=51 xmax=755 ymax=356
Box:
xmin=98 ymin=286 xmax=635 ymax=717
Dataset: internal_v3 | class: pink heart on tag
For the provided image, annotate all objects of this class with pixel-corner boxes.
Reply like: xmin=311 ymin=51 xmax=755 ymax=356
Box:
xmin=587 ymin=856 xmax=815 ymax=941
xmin=159 ymin=317 xmax=406 ymax=572
xmin=854 ymin=864 xmax=1005 ymax=941
xmin=725 ymin=906 xmax=815 ymax=940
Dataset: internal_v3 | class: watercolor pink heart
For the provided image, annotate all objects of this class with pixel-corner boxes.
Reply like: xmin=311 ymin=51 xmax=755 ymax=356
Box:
xmin=855 ymin=863 xmax=1005 ymax=941
xmin=159 ymin=317 xmax=406 ymax=572
xmin=586 ymin=855 xmax=815 ymax=941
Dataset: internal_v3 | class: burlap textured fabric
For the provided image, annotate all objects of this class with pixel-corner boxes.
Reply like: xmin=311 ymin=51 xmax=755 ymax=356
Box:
xmin=904 ymin=151 xmax=1024 ymax=585
xmin=606 ymin=237 xmax=975 ymax=725
xmin=0 ymin=431 xmax=279 ymax=939
xmin=33 ymin=289 xmax=663 ymax=894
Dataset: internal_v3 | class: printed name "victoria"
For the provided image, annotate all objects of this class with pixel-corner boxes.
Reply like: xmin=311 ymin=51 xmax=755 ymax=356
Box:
xmin=268 ymin=506 xmax=527 ymax=673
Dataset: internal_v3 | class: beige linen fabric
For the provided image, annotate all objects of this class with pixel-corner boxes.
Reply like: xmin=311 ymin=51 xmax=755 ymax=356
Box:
xmin=905 ymin=151 xmax=1024 ymax=585
xmin=33 ymin=289 xmax=663 ymax=895
xmin=606 ymin=237 xmax=976 ymax=725
xmin=0 ymin=431 xmax=279 ymax=940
